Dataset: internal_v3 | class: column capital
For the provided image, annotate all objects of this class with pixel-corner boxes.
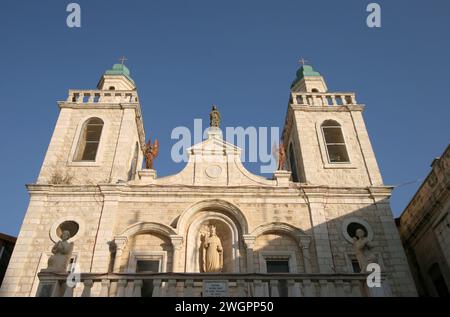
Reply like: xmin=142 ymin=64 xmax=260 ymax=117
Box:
xmin=242 ymin=235 xmax=256 ymax=249
xmin=170 ymin=235 xmax=184 ymax=250
xmin=113 ymin=236 xmax=128 ymax=251
xmin=297 ymin=235 xmax=311 ymax=249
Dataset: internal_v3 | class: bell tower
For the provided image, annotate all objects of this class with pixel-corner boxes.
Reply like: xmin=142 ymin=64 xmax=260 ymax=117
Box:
xmin=282 ymin=63 xmax=383 ymax=187
xmin=37 ymin=62 xmax=145 ymax=185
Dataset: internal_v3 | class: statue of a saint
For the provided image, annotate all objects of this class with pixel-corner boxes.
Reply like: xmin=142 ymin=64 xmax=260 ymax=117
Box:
xmin=352 ymin=228 xmax=377 ymax=272
xmin=209 ymin=105 xmax=221 ymax=128
xmin=42 ymin=230 xmax=73 ymax=273
xmin=277 ymin=142 xmax=286 ymax=170
xmin=144 ymin=137 xmax=159 ymax=169
xmin=203 ymin=225 xmax=223 ymax=272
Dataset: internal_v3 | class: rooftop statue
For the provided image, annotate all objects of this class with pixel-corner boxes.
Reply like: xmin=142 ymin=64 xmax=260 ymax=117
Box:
xmin=209 ymin=105 xmax=221 ymax=128
xmin=144 ymin=137 xmax=159 ymax=170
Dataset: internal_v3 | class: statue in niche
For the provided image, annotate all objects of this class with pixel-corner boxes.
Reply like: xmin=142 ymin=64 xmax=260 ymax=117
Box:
xmin=42 ymin=230 xmax=73 ymax=273
xmin=144 ymin=137 xmax=159 ymax=169
xmin=202 ymin=225 xmax=223 ymax=272
xmin=209 ymin=105 xmax=221 ymax=128
xmin=352 ymin=228 xmax=377 ymax=272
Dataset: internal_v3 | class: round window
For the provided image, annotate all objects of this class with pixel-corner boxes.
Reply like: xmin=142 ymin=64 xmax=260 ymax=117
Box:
xmin=56 ymin=221 xmax=79 ymax=239
xmin=346 ymin=222 xmax=368 ymax=239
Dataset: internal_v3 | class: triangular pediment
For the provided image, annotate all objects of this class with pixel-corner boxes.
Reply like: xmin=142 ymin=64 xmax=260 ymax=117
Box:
xmin=142 ymin=128 xmax=277 ymax=187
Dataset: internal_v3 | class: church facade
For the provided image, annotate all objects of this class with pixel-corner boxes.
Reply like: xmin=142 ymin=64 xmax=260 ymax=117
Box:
xmin=0 ymin=63 xmax=417 ymax=297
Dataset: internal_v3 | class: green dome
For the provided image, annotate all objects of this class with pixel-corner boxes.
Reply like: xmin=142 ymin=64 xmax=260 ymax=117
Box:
xmin=291 ymin=65 xmax=321 ymax=88
xmin=104 ymin=64 xmax=135 ymax=84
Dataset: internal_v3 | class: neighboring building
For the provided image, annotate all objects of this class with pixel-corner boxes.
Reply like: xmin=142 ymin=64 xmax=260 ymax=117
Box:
xmin=397 ymin=145 xmax=450 ymax=297
xmin=0 ymin=233 xmax=16 ymax=288
xmin=0 ymin=62 xmax=417 ymax=297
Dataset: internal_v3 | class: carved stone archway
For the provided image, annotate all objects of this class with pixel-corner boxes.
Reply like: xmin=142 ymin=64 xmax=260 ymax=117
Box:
xmin=113 ymin=222 xmax=181 ymax=272
xmin=176 ymin=199 xmax=248 ymax=273
xmin=249 ymin=222 xmax=308 ymax=242
xmin=119 ymin=222 xmax=177 ymax=238
xmin=176 ymin=199 xmax=249 ymax=235
xmin=248 ymin=222 xmax=313 ymax=273
xmin=185 ymin=212 xmax=241 ymax=273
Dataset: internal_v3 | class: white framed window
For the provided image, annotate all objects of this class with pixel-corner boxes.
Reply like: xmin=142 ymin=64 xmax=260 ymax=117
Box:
xmin=127 ymin=251 xmax=167 ymax=273
xmin=321 ymin=120 xmax=350 ymax=163
xmin=73 ymin=117 xmax=104 ymax=162
xmin=258 ymin=251 xmax=297 ymax=273
xmin=127 ymin=251 xmax=167 ymax=297
xmin=258 ymin=251 xmax=296 ymax=297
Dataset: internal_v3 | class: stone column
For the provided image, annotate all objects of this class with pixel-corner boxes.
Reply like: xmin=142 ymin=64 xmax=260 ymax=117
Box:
xmin=90 ymin=191 xmax=121 ymax=274
xmin=243 ymin=235 xmax=256 ymax=273
xmin=304 ymin=191 xmax=334 ymax=273
xmin=298 ymin=235 xmax=312 ymax=273
xmin=112 ymin=236 xmax=128 ymax=272
xmin=330 ymin=95 xmax=336 ymax=106
xmin=170 ymin=235 xmax=184 ymax=272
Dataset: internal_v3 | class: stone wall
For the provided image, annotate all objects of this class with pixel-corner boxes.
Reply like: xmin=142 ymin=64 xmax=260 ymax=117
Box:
xmin=286 ymin=107 xmax=383 ymax=187
xmin=397 ymin=145 xmax=450 ymax=296
xmin=0 ymin=184 xmax=417 ymax=297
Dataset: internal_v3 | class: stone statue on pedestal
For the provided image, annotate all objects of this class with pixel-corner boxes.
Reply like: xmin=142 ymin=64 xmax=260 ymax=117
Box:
xmin=144 ymin=137 xmax=159 ymax=169
xmin=209 ymin=105 xmax=221 ymax=128
xmin=42 ymin=230 xmax=73 ymax=273
xmin=202 ymin=225 xmax=223 ymax=273
xmin=352 ymin=228 xmax=377 ymax=272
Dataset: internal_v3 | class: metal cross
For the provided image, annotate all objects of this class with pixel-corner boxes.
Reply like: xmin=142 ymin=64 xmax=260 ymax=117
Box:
xmin=298 ymin=57 xmax=309 ymax=66
xmin=119 ymin=56 xmax=128 ymax=65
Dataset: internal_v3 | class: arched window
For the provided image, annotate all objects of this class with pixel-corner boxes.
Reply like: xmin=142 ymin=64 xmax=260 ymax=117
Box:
xmin=128 ymin=142 xmax=139 ymax=181
xmin=74 ymin=118 xmax=104 ymax=161
xmin=311 ymin=88 xmax=319 ymax=92
xmin=321 ymin=120 xmax=350 ymax=163
xmin=288 ymin=143 xmax=299 ymax=182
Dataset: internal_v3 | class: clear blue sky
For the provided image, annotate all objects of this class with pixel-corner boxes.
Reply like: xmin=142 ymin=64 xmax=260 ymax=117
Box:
xmin=0 ymin=0 xmax=449 ymax=236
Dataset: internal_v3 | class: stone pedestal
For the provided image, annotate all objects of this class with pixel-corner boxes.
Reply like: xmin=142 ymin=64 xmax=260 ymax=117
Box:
xmin=273 ymin=170 xmax=291 ymax=187
xmin=205 ymin=127 xmax=223 ymax=139
xmin=138 ymin=169 xmax=157 ymax=183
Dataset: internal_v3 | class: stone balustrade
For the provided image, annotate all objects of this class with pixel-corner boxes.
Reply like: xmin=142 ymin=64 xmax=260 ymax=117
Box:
xmin=291 ymin=92 xmax=357 ymax=107
xmin=66 ymin=89 xmax=139 ymax=104
xmin=36 ymin=272 xmax=389 ymax=297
